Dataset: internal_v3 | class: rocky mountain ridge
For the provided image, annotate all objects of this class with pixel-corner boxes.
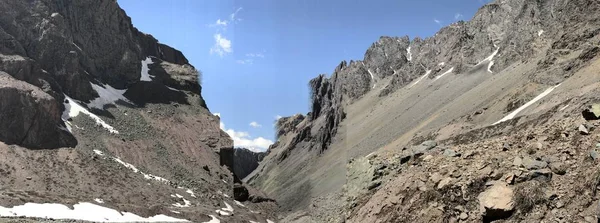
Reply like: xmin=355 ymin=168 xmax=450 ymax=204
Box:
xmin=247 ymin=0 xmax=600 ymax=222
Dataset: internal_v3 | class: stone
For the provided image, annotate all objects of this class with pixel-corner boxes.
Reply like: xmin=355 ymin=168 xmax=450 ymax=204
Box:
xmin=459 ymin=212 xmax=469 ymax=220
xmin=521 ymin=157 xmax=548 ymax=170
xmin=529 ymin=169 xmax=553 ymax=181
xmin=502 ymin=143 xmax=511 ymax=151
xmin=513 ymin=156 xmax=523 ymax=167
xmin=437 ymin=177 xmax=454 ymax=189
xmin=549 ymin=162 xmax=567 ymax=175
xmin=234 ymin=183 xmax=249 ymax=201
xmin=579 ymin=124 xmax=590 ymax=135
xmin=421 ymin=140 xmax=438 ymax=150
xmin=430 ymin=173 xmax=443 ymax=184
xmin=367 ymin=180 xmax=382 ymax=190
xmin=596 ymin=143 xmax=600 ymax=148
xmin=582 ymin=104 xmax=600 ymax=120
xmin=590 ymin=150 xmax=599 ymax=160
xmin=443 ymin=149 xmax=460 ymax=157
xmin=478 ymin=182 xmax=514 ymax=220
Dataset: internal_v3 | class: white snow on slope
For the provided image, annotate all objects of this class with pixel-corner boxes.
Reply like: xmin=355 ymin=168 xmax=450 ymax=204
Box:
xmin=140 ymin=57 xmax=155 ymax=82
xmin=438 ymin=62 xmax=445 ymax=66
xmin=409 ymin=70 xmax=432 ymax=88
xmin=186 ymin=189 xmax=197 ymax=198
xmin=267 ymin=220 xmax=276 ymax=223
xmin=434 ymin=67 xmax=454 ymax=80
xmin=538 ymin=30 xmax=544 ymax=37
xmin=476 ymin=47 xmax=500 ymax=73
xmin=234 ymin=200 xmax=245 ymax=207
xmin=406 ymin=46 xmax=412 ymax=61
xmin=94 ymin=149 xmax=170 ymax=184
xmin=493 ymin=84 xmax=561 ymax=125
xmin=88 ymin=83 xmax=131 ymax=110
xmin=215 ymin=202 xmax=234 ymax=216
xmin=94 ymin=198 xmax=104 ymax=204
xmin=72 ymin=43 xmax=82 ymax=51
xmin=62 ymin=96 xmax=119 ymax=134
xmin=0 ymin=202 xmax=187 ymax=222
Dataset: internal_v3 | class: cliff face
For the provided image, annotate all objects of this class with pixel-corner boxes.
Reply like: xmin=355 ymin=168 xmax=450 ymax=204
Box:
xmin=0 ymin=1 xmax=275 ymax=222
xmin=233 ymin=148 xmax=266 ymax=180
xmin=248 ymin=0 xmax=600 ymax=221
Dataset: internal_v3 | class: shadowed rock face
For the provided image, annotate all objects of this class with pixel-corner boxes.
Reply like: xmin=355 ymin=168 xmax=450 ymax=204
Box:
xmin=0 ymin=72 xmax=76 ymax=148
xmin=0 ymin=0 xmax=206 ymax=149
xmin=233 ymin=148 xmax=266 ymax=180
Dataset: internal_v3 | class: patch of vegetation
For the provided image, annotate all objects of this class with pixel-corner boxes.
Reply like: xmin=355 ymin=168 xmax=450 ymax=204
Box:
xmin=513 ymin=180 xmax=547 ymax=214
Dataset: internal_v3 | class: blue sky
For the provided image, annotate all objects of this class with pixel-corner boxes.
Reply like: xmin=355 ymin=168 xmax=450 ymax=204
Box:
xmin=118 ymin=0 xmax=490 ymax=152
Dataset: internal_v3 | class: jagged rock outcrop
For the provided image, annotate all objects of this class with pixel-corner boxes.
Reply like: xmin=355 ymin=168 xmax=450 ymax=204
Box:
xmin=233 ymin=148 xmax=266 ymax=180
xmin=0 ymin=72 xmax=76 ymax=148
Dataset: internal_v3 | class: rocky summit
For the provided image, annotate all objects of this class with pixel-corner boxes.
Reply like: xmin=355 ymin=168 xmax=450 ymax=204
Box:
xmin=1 ymin=0 xmax=600 ymax=222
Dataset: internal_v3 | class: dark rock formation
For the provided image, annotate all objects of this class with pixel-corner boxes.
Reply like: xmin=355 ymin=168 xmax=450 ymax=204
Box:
xmin=0 ymin=72 xmax=76 ymax=148
xmin=233 ymin=148 xmax=266 ymax=180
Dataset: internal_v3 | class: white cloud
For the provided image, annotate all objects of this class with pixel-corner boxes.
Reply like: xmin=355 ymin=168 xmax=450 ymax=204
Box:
xmin=454 ymin=13 xmax=463 ymax=20
xmin=210 ymin=19 xmax=229 ymax=28
xmin=246 ymin=53 xmax=265 ymax=58
xmin=275 ymin=115 xmax=283 ymax=120
xmin=220 ymin=121 xmax=273 ymax=151
xmin=249 ymin=122 xmax=262 ymax=128
xmin=230 ymin=7 xmax=243 ymax=22
xmin=210 ymin=34 xmax=232 ymax=57
xmin=434 ymin=19 xmax=442 ymax=26
xmin=236 ymin=59 xmax=253 ymax=65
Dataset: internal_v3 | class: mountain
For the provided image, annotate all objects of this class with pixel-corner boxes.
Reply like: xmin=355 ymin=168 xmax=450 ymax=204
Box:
xmin=0 ymin=1 xmax=276 ymax=222
xmin=247 ymin=0 xmax=600 ymax=222
xmin=234 ymin=148 xmax=266 ymax=180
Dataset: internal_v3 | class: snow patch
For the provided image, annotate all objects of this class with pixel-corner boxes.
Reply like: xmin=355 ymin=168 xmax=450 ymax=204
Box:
xmin=434 ymin=67 xmax=454 ymax=80
xmin=476 ymin=47 xmax=500 ymax=73
xmin=61 ymin=96 xmax=119 ymax=134
xmin=560 ymin=104 xmax=569 ymax=111
xmin=406 ymin=46 xmax=412 ymax=61
xmin=0 ymin=202 xmax=188 ymax=222
xmin=438 ymin=62 xmax=445 ymax=66
xmin=140 ymin=57 xmax=155 ymax=82
xmin=217 ymin=191 xmax=230 ymax=198
xmin=234 ymin=200 xmax=245 ymax=207
xmin=172 ymin=195 xmax=191 ymax=208
xmin=72 ymin=43 xmax=82 ymax=51
xmin=51 ymin=12 xmax=59 ymax=17
xmin=186 ymin=189 xmax=196 ymax=198
xmin=267 ymin=220 xmax=276 ymax=223
xmin=409 ymin=70 xmax=432 ymax=88
xmin=538 ymin=30 xmax=544 ymax=37
xmin=493 ymin=84 xmax=561 ymax=125
xmin=215 ymin=202 xmax=234 ymax=216
xmin=94 ymin=198 xmax=104 ymax=204
xmin=95 ymin=150 xmax=170 ymax=184
xmin=88 ymin=83 xmax=131 ymax=110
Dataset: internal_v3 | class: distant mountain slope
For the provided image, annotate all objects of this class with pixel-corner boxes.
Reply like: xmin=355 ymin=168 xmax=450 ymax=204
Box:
xmin=247 ymin=0 xmax=600 ymax=221
xmin=0 ymin=1 xmax=275 ymax=222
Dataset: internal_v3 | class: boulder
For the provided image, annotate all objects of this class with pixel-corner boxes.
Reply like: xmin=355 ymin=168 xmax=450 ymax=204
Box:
xmin=234 ymin=183 xmax=249 ymax=201
xmin=549 ymin=162 xmax=567 ymax=175
xmin=478 ymin=183 xmax=514 ymax=220
xmin=579 ymin=124 xmax=590 ymax=135
xmin=443 ymin=149 xmax=460 ymax=157
xmin=582 ymin=104 xmax=600 ymax=120
xmin=521 ymin=157 xmax=548 ymax=170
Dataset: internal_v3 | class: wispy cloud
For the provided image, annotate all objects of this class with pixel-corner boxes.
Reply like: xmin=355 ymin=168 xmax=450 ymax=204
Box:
xmin=236 ymin=59 xmax=253 ymax=65
xmin=434 ymin=19 xmax=442 ymax=26
xmin=249 ymin=121 xmax=262 ymax=128
xmin=230 ymin=7 xmax=243 ymax=22
xmin=210 ymin=33 xmax=232 ymax=57
xmin=246 ymin=53 xmax=265 ymax=58
xmin=219 ymin=120 xmax=273 ymax=151
xmin=454 ymin=13 xmax=463 ymax=20
xmin=209 ymin=7 xmax=243 ymax=57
